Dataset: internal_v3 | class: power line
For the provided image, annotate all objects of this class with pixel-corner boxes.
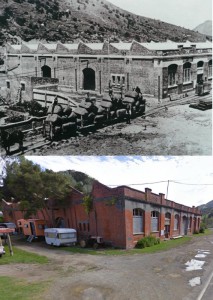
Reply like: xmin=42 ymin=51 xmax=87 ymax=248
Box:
xmin=108 ymin=181 xmax=169 ymax=186
xmin=108 ymin=180 xmax=213 ymax=187
xmin=171 ymin=180 xmax=213 ymax=186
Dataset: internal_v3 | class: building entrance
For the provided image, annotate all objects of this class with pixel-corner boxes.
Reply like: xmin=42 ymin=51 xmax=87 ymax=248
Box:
xmin=83 ymin=68 xmax=95 ymax=90
xmin=42 ymin=65 xmax=51 ymax=78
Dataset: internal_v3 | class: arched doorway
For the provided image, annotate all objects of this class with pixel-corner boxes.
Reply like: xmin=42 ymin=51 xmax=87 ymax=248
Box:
xmin=83 ymin=68 xmax=95 ymax=90
xmin=41 ymin=65 xmax=51 ymax=78
xmin=197 ymin=61 xmax=204 ymax=83
xmin=55 ymin=217 xmax=65 ymax=228
xmin=165 ymin=212 xmax=171 ymax=238
xmin=181 ymin=216 xmax=188 ymax=235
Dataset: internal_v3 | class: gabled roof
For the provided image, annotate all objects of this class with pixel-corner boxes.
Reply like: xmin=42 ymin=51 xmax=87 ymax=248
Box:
xmin=6 ymin=40 xmax=212 ymax=55
xmin=86 ymin=43 xmax=104 ymax=50
xmin=110 ymin=42 xmax=132 ymax=51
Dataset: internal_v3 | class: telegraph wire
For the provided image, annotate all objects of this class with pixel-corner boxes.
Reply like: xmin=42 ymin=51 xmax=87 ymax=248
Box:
xmin=108 ymin=180 xmax=213 ymax=187
xmin=170 ymin=180 xmax=213 ymax=186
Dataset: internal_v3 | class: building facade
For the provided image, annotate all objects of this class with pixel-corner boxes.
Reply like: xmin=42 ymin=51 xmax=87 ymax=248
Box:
xmin=0 ymin=40 xmax=212 ymax=103
xmin=1 ymin=181 xmax=201 ymax=249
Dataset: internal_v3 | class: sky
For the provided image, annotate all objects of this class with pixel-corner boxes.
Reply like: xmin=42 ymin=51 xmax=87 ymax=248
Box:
xmin=108 ymin=0 xmax=212 ymax=29
xmin=13 ymin=156 xmax=212 ymax=208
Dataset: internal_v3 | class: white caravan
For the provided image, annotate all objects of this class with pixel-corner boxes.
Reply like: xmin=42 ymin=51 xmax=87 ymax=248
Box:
xmin=44 ymin=228 xmax=77 ymax=246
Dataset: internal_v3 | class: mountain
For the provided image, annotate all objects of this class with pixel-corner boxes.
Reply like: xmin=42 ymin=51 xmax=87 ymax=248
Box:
xmin=58 ymin=170 xmax=95 ymax=193
xmin=198 ymin=200 xmax=213 ymax=215
xmin=0 ymin=0 xmax=209 ymax=45
xmin=198 ymin=200 xmax=213 ymax=228
xmin=194 ymin=20 xmax=212 ymax=36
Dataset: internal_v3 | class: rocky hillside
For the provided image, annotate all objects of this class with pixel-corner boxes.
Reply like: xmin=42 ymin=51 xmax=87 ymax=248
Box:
xmin=194 ymin=20 xmax=212 ymax=37
xmin=199 ymin=200 xmax=213 ymax=228
xmin=198 ymin=200 xmax=213 ymax=215
xmin=58 ymin=170 xmax=95 ymax=194
xmin=0 ymin=0 xmax=208 ymax=45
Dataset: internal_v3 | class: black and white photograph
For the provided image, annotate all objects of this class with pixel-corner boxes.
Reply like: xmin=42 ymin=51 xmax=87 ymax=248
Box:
xmin=0 ymin=0 xmax=212 ymax=156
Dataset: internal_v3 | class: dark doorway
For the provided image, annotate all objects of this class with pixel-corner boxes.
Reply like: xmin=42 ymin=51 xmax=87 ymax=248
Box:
xmin=197 ymin=74 xmax=203 ymax=84
xmin=30 ymin=222 xmax=36 ymax=236
xmin=42 ymin=65 xmax=51 ymax=78
xmin=83 ymin=68 xmax=95 ymax=90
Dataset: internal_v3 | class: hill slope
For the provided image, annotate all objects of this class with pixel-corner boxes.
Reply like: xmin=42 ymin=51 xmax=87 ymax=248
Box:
xmin=194 ymin=20 xmax=212 ymax=36
xmin=0 ymin=0 xmax=208 ymax=45
xmin=198 ymin=200 xmax=213 ymax=215
xmin=58 ymin=169 xmax=95 ymax=194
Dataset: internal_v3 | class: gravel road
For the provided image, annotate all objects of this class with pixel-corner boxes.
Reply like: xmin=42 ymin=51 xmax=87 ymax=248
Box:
xmin=1 ymin=233 xmax=213 ymax=300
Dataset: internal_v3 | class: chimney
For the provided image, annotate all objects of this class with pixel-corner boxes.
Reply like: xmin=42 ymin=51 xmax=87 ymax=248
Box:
xmin=159 ymin=193 xmax=165 ymax=205
xmin=145 ymin=188 xmax=152 ymax=201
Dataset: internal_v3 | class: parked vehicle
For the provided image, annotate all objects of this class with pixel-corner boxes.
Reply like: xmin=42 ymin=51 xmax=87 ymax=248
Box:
xmin=0 ymin=222 xmax=16 ymax=232
xmin=80 ymin=236 xmax=104 ymax=249
xmin=44 ymin=228 xmax=77 ymax=246
xmin=17 ymin=219 xmax=47 ymax=242
xmin=0 ymin=223 xmax=15 ymax=240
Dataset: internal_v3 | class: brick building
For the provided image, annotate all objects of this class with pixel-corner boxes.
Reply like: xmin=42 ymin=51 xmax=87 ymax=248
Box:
xmin=1 ymin=181 xmax=201 ymax=249
xmin=0 ymin=40 xmax=212 ymax=103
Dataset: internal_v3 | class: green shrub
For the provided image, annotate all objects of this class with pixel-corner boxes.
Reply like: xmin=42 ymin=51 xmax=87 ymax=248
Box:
xmin=135 ymin=235 xmax=160 ymax=249
xmin=199 ymin=228 xmax=205 ymax=233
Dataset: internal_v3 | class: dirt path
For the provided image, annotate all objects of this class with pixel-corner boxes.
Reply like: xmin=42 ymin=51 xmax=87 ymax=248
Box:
xmin=1 ymin=233 xmax=213 ymax=300
xmin=28 ymin=103 xmax=211 ymax=156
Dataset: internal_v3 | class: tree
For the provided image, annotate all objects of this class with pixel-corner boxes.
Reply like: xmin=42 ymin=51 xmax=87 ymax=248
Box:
xmin=0 ymin=157 xmax=74 ymax=226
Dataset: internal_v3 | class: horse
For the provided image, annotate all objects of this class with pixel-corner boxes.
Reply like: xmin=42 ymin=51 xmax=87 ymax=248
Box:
xmin=0 ymin=129 xmax=24 ymax=154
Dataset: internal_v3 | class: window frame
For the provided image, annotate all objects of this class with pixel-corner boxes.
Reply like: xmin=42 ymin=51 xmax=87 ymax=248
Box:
xmin=183 ymin=62 xmax=191 ymax=83
xmin=151 ymin=210 xmax=159 ymax=232
xmin=133 ymin=208 xmax=144 ymax=234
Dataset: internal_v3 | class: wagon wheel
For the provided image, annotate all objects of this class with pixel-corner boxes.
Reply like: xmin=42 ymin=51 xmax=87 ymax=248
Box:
xmin=93 ymin=242 xmax=99 ymax=249
xmin=80 ymin=239 xmax=87 ymax=248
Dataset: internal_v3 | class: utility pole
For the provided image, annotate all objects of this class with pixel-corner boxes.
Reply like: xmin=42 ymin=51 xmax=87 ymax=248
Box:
xmin=166 ymin=180 xmax=170 ymax=199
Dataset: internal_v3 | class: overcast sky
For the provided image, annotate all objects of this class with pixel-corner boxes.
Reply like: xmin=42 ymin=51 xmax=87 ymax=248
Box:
xmin=108 ymin=0 xmax=212 ymax=29
xmin=19 ymin=156 xmax=213 ymax=208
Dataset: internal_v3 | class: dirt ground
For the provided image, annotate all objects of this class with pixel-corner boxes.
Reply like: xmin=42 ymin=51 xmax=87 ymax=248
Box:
xmin=32 ymin=102 xmax=212 ymax=156
xmin=1 ymin=233 xmax=213 ymax=300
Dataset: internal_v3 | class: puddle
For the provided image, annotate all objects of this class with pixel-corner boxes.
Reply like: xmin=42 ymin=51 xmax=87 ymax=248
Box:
xmin=195 ymin=254 xmax=206 ymax=258
xmin=185 ymin=259 xmax=205 ymax=271
xmin=198 ymin=249 xmax=210 ymax=253
xmin=189 ymin=277 xmax=201 ymax=287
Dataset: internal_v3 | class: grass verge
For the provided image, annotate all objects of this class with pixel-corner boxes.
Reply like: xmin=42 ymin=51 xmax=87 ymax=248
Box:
xmin=193 ymin=228 xmax=213 ymax=237
xmin=0 ymin=245 xmax=49 ymax=265
xmin=60 ymin=236 xmax=192 ymax=256
xmin=0 ymin=276 xmax=49 ymax=300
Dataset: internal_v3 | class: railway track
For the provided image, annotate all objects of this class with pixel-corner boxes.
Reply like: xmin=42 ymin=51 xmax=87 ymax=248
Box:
xmin=1 ymin=92 xmax=211 ymax=156
xmin=144 ymin=93 xmax=211 ymax=117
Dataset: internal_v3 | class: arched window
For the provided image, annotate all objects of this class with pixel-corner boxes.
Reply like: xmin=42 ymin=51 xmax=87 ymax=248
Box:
xmin=133 ymin=208 xmax=144 ymax=234
xmin=151 ymin=211 xmax=159 ymax=232
xmin=208 ymin=60 xmax=212 ymax=78
xmin=174 ymin=214 xmax=179 ymax=230
xmin=183 ymin=62 xmax=191 ymax=82
xmin=168 ymin=64 xmax=178 ymax=86
xmin=165 ymin=212 xmax=171 ymax=221
xmin=197 ymin=61 xmax=204 ymax=68
xmin=41 ymin=65 xmax=51 ymax=78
